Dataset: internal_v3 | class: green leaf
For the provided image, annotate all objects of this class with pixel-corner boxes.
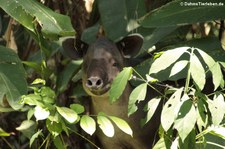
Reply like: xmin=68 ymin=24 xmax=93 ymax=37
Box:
xmin=139 ymin=0 xmax=225 ymax=27
xmin=56 ymin=107 xmax=78 ymax=123
xmin=109 ymin=116 xmax=133 ymax=137
xmin=149 ymin=47 xmax=189 ymax=74
xmin=0 ymin=73 xmax=23 ymax=110
xmin=0 ymin=0 xmax=75 ymax=38
xmin=161 ymin=88 xmax=184 ymax=131
xmin=46 ymin=119 xmax=62 ymax=137
xmin=170 ymin=60 xmax=189 ymax=77
xmin=70 ymin=104 xmax=85 ymax=114
xmin=34 ymin=106 xmax=50 ymax=121
xmin=153 ymin=137 xmax=171 ymax=149
xmin=31 ymin=78 xmax=46 ymax=85
xmin=208 ymin=93 xmax=225 ymax=125
xmin=174 ymin=100 xmax=197 ymax=142
xmin=141 ymin=97 xmax=161 ymax=126
xmin=21 ymin=94 xmax=43 ymax=106
xmin=142 ymin=27 xmax=177 ymax=53
xmin=128 ymin=83 xmax=147 ymax=116
xmin=190 ymin=53 xmax=205 ymax=90
xmin=56 ymin=60 xmax=82 ymax=94
xmin=196 ymin=97 xmax=208 ymax=132
xmin=109 ymin=67 xmax=133 ymax=103
xmin=196 ymin=49 xmax=222 ymax=90
xmin=0 ymin=46 xmax=27 ymax=109
xmin=209 ymin=62 xmax=223 ymax=91
xmin=53 ymin=136 xmax=64 ymax=149
xmin=30 ymin=130 xmax=42 ymax=147
xmin=97 ymin=115 xmax=114 ymax=137
xmin=98 ymin=0 xmax=127 ymax=40
xmin=208 ymin=125 xmax=225 ymax=140
xmin=80 ymin=115 xmax=96 ymax=135
xmin=16 ymin=120 xmax=36 ymax=139
xmin=0 ymin=128 xmax=10 ymax=137
xmin=40 ymin=87 xmax=56 ymax=104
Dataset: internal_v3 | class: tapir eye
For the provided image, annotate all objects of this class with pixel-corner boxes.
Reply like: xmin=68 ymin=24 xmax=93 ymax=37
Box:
xmin=112 ymin=62 xmax=119 ymax=67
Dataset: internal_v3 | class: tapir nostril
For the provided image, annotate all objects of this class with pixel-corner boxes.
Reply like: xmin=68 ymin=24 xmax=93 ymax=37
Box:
xmin=86 ymin=77 xmax=103 ymax=89
xmin=96 ymin=79 xmax=102 ymax=86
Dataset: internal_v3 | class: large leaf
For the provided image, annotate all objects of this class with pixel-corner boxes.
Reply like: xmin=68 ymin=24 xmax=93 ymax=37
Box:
xmin=0 ymin=0 xmax=75 ymax=38
xmin=190 ymin=53 xmax=206 ymax=90
xmin=97 ymin=115 xmax=114 ymax=137
xmin=174 ymin=100 xmax=197 ymax=142
xmin=196 ymin=49 xmax=223 ymax=90
xmin=141 ymin=97 xmax=161 ymax=126
xmin=0 ymin=46 xmax=27 ymax=109
xmin=109 ymin=116 xmax=133 ymax=137
xmin=109 ymin=67 xmax=133 ymax=103
xmin=0 ymin=46 xmax=27 ymax=94
xmin=98 ymin=0 xmax=127 ymax=40
xmin=128 ymin=83 xmax=147 ymax=116
xmin=80 ymin=115 xmax=96 ymax=135
xmin=161 ymin=88 xmax=184 ymax=131
xmin=207 ymin=93 xmax=225 ymax=125
xmin=149 ymin=47 xmax=189 ymax=74
xmin=139 ymin=0 xmax=225 ymax=28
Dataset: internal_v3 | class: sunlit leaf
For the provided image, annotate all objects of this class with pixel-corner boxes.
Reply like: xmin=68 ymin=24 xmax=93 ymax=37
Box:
xmin=209 ymin=62 xmax=223 ymax=91
xmin=196 ymin=49 xmax=223 ymax=90
xmin=0 ymin=128 xmax=10 ymax=137
xmin=16 ymin=120 xmax=37 ymax=139
xmin=190 ymin=53 xmax=205 ymax=90
xmin=80 ymin=115 xmax=96 ymax=135
xmin=56 ymin=107 xmax=78 ymax=123
xmin=31 ymin=78 xmax=46 ymax=85
xmin=34 ymin=106 xmax=50 ymax=121
xmin=208 ymin=125 xmax=225 ymax=140
xmin=141 ymin=97 xmax=161 ymax=126
xmin=161 ymin=88 xmax=184 ymax=131
xmin=109 ymin=116 xmax=133 ymax=137
xmin=97 ymin=115 xmax=114 ymax=137
xmin=150 ymin=47 xmax=189 ymax=74
xmin=128 ymin=83 xmax=147 ymax=116
xmin=174 ymin=100 xmax=197 ymax=142
xmin=207 ymin=93 xmax=225 ymax=125
xmin=170 ymin=60 xmax=189 ymax=77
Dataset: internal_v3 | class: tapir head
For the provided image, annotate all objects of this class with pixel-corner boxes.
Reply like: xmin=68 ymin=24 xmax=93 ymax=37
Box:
xmin=63 ymin=34 xmax=143 ymax=97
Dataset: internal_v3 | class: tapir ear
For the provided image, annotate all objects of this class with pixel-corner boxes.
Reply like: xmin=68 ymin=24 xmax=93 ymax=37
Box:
xmin=62 ymin=38 xmax=88 ymax=59
xmin=117 ymin=34 xmax=143 ymax=58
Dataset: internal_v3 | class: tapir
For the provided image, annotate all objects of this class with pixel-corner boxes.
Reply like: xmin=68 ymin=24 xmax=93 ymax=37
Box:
xmin=63 ymin=34 xmax=161 ymax=149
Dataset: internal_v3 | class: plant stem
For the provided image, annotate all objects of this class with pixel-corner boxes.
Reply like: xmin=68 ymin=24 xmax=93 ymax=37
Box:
xmin=69 ymin=128 xmax=100 ymax=149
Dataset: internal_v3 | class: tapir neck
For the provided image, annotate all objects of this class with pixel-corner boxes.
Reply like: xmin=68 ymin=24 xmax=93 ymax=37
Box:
xmin=91 ymin=83 xmax=132 ymax=117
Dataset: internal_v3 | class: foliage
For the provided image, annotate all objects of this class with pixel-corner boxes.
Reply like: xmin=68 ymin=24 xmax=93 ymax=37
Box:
xmin=0 ymin=0 xmax=225 ymax=148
